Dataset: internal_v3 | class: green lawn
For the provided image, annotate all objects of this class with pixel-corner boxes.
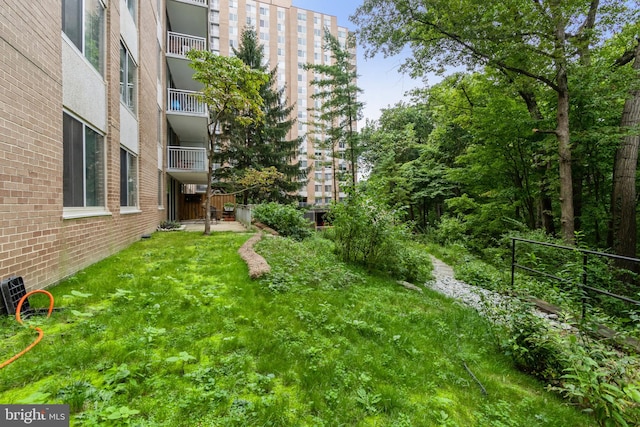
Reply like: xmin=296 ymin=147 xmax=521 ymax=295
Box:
xmin=0 ymin=232 xmax=595 ymax=426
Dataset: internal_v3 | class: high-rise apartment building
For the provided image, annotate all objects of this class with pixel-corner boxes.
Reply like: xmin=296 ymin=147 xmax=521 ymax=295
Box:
xmin=208 ymin=0 xmax=355 ymax=207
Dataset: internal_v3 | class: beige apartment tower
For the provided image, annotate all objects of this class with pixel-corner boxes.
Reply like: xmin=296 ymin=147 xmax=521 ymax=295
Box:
xmin=210 ymin=0 xmax=355 ymax=207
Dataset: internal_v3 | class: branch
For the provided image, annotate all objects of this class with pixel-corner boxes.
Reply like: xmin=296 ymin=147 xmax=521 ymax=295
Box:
xmin=533 ymin=128 xmax=558 ymax=135
xmin=405 ymin=7 xmax=560 ymax=92
xmin=614 ymin=38 xmax=640 ymax=68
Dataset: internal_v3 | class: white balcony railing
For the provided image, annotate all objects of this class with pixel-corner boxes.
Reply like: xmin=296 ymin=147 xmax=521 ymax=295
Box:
xmin=172 ymin=0 xmax=208 ymax=6
xmin=167 ymin=146 xmax=207 ymax=171
xmin=167 ymin=31 xmax=206 ymax=57
xmin=167 ymin=88 xmax=206 ymax=115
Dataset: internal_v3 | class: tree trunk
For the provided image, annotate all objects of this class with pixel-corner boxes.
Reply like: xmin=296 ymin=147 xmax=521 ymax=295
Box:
xmin=551 ymin=3 xmax=575 ymax=243
xmin=557 ymin=84 xmax=575 ymax=243
xmin=540 ymin=162 xmax=556 ymax=236
xmin=204 ymin=121 xmax=219 ymax=236
xmin=610 ymin=40 xmax=640 ymax=267
xmin=516 ymin=88 xmax=555 ymax=234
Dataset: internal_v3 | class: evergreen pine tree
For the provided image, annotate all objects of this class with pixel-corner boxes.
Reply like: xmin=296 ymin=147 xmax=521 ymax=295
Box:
xmin=217 ymin=27 xmax=304 ymax=204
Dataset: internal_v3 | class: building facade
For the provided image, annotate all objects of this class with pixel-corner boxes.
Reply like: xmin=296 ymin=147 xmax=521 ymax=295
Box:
xmin=210 ymin=0 xmax=353 ymax=207
xmin=1 ymin=0 xmax=353 ymax=294
xmin=165 ymin=0 xmax=353 ymax=212
xmin=1 ymin=0 xmax=166 ymax=295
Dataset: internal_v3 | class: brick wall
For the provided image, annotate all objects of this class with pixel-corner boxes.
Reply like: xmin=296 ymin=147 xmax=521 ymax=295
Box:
xmin=0 ymin=0 xmax=165 ymax=298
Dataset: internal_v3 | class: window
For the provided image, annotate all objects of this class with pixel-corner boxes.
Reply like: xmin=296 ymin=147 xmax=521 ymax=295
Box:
xmin=63 ymin=112 xmax=105 ymax=208
xmin=125 ymin=0 xmax=136 ymax=21
xmin=120 ymin=148 xmax=138 ymax=207
xmin=120 ymin=42 xmax=137 ymax=113
xmin=62 ymin=0 xmax=105 ymax=75
xmin=260 ymin=7 xmax=268 ymax=15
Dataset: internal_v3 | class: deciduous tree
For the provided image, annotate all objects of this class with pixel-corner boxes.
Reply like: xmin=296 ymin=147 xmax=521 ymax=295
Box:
xmin=187 ymin=50 xmax=268 ymax=234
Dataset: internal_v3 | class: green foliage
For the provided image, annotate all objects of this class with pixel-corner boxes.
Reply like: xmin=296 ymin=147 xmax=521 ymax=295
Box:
xmin=158 ymin=220 xmax=181 ymax=230
xmin=305 ymin=29 xmax=363 ymax=190
xmin=492 ymin=306 xmax=640 ymax=427
xmin=252 ymin=202 xmax=313 ymax=240
xmin=0 ymin=232 xmax=597 ymax=426
xmin=457 ymin=252 xmax=640 ymax=427
xmin=327 ymin=192 xmax=431 ymax=283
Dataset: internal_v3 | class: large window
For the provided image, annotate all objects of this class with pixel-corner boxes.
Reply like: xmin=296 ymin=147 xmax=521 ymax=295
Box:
xmin=62 ymin=0 xmax=105 ymax=75
xmin=63 ymin=113 xmax=105 ymax=208
xmin=120 ymin=42 xmax=137 ymax=113
xmin=120 ymin=148 xmax=138 ymax=207
xmin=125 ymin=0 xmax=136 ymax=21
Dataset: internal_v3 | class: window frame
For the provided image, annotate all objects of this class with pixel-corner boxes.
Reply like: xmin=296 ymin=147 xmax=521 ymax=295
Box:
xmin=63 ymin=111 xmax=108 ymax=217
xmin=120 ymin=147 xmax=139 ymax=209
xmin=62 ymin=0 xmax=105 ymax=76
xmin=120 ymin=41 xmax=138 ymax=114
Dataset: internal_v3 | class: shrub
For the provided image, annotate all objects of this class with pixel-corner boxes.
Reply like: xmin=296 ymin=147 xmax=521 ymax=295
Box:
xmin=487 ymin=302 xmax=640 ymax=426
xmin=158 ymin=220 xmax=182 ymax=230
xmin=252 ymin=203 xmax=313 ymax=241
xmin=326 ymin=193 xmax=431 ymax=283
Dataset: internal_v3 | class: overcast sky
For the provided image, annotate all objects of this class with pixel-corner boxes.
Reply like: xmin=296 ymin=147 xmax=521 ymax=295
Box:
xmin=291 ymin=0 xmax=433 ymax=124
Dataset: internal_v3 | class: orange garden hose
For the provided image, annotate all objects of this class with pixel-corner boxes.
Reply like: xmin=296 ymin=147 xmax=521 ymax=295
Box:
xmin=0 ymin=290 xmax=54 ymax=369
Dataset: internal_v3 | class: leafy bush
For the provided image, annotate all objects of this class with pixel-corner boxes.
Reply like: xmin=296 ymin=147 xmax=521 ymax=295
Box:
xmin=252 ymin=202 xmax=313 ymax=240
xmin=158 ymin=220 xmax=182 ymax=230
xmin=486 ymin=302 xmax=640 ymax=426
xmin=326 ymin=193 xmax=431 ymax=283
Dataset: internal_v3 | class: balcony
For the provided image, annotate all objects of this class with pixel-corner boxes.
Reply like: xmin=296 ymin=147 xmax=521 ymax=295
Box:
xmin=167 ymin=31 xmax=206 ymax=58
xmin=166 ymin=146 xmax=209 ymax=184
xmin=166 ymin=0 xmax=208 ymax=39
xmin=166 ymin=88 xmax=208 ymax=144
xmin=166 ymin=32 xmax=206 ymax=91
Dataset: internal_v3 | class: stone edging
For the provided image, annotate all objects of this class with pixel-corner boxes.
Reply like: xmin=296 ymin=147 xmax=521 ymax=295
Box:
xmin=238 ymin=233 xmax=271 ymax=279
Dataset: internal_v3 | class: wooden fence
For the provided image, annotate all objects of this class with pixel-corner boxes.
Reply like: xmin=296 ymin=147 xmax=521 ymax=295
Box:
xmin=179 ymin=193 xmax=236 ymax=221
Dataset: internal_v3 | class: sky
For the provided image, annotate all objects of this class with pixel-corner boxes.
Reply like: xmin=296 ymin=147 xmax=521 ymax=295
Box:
xmin=290 ymin=0 xmax=437 ymax=124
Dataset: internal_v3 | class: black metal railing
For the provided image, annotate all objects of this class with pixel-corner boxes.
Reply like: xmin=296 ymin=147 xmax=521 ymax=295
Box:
xmin=510 ymin=237 xmax=640 ymax=318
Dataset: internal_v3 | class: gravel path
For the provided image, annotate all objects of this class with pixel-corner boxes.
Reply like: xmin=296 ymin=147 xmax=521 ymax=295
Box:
xmin=426 ymin=256 xmax=571 ymax=330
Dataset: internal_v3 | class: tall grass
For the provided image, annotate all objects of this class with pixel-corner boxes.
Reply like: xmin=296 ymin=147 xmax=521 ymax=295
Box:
xmin=0 ymin=232 xmax=595 ymax=426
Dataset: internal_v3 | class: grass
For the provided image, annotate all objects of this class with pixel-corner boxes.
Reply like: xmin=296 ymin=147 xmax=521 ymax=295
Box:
xmin=0 ymin=231 xmax=596 ymax=426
